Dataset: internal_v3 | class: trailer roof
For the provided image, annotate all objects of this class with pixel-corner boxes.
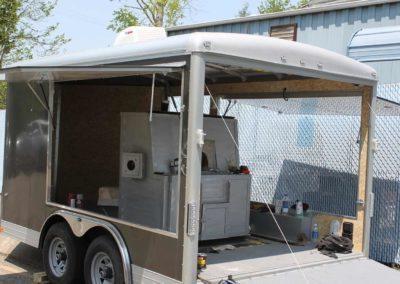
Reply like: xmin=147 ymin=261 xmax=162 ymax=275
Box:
xmin=3 ymin=33 xmax=377 ymax=84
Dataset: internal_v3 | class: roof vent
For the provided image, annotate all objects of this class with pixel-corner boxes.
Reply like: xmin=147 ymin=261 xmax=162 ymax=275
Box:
xmin=113 ymin=26 xmax=167 ymax=46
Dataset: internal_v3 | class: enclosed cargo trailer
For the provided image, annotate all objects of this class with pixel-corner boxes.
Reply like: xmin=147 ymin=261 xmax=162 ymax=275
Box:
xmin=0 ymin=32 xmax=399 ymax=283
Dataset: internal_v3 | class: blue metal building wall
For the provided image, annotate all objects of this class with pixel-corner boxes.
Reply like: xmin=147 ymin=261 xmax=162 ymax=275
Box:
xmin=169 ymin=1 xmax=400 ymax=83
xmin=169 ymin=2 xmax=400 ymax=264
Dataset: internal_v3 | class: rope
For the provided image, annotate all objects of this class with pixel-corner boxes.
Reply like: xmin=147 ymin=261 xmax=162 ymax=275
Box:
xmin=205 ymin=84 xmax=310 ymax=284
xmin=206 ymin=86 xmax=240 ymax=151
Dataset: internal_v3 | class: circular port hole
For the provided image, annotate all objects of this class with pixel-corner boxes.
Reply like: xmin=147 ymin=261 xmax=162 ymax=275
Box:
xmin=127 ymin=160 xmax=136 ymax=171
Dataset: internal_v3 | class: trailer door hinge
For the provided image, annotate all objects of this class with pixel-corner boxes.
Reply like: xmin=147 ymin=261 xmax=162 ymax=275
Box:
xmin=187 ymin=202 xmax=197 ymax=237
xmin=369 ymin=192 xmax=374 ymax=218
xmin=356 ymin=199 xmax=364 ymax=207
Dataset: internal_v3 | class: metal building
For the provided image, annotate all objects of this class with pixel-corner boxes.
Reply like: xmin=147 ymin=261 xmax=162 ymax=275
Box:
xmin=168 ymin=0 xmax=400 ymax=265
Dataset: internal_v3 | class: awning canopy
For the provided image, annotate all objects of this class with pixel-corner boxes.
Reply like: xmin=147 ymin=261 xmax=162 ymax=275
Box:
xmin=0 ymin=65 xmax=184 ymax=82
xmin=3 ymin=33 xmax=377 ymax=85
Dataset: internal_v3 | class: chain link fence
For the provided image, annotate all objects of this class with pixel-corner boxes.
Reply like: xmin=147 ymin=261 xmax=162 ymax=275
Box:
xmin=223 ymin=97 xmax=361 ymax=218
xmin=369 ymin=84 xmax=400 ymax=265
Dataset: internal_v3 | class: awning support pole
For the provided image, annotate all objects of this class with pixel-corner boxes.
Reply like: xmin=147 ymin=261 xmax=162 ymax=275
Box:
xmin=362 ymin=85 xmax=376 ymax=257
xmin=149 ymin=73 xmax=156 ymax=122
xmin=181 ymin=54 xmax=205 ymax=284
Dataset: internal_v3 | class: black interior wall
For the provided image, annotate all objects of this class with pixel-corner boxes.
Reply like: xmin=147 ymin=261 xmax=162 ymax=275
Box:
xmin=55 ymin=83 xmax=163 ymax=209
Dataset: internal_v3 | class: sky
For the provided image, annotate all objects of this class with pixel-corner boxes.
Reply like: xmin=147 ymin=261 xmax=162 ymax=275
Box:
xmin=43 ymin=0 xmax=268 ymax=53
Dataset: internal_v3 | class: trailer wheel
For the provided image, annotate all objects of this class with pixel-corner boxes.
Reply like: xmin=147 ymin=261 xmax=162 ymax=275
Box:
xmin=42 ymin=222 xmax=84 ymax=284
xmin=84 ymin=235 xmax=124 ymax=284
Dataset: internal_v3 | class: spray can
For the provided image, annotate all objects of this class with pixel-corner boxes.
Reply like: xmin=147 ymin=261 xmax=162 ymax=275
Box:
xmin=197 ymin=253 xmax=207 ymax=270
xmin=76 ymin=194 xmax=84 ymax=209
xmin=70 ymin=198 xmax=76 ymax=208
xmin=67 ymin=193 xmax=76 ymax=207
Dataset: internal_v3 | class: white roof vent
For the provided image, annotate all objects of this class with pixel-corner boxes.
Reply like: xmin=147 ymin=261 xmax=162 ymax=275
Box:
xmin=113 ymin=26 xmax=167 ymax=46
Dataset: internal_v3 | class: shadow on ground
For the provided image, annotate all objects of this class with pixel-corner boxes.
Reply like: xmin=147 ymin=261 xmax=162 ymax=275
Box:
xmin=0 ymin=235 xmax=43 ymax=283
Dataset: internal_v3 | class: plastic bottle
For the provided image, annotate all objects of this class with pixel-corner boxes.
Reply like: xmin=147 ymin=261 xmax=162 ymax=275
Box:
xmin=296 ymin=200 xmax=303 ymax=216
xmin=330 ymin=220 xmax=340 ymax=236
xmin=282 ymin=194 xmax=289 ymax=214
xmin=274 ymin=199 xmax=282 ymax=214
xmin=311 ymin=223 xmax=319 ymax=242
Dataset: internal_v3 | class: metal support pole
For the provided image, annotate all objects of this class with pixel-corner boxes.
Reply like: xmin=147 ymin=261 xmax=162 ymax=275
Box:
xmin=181 ymin=54 xmax=205 ymax=284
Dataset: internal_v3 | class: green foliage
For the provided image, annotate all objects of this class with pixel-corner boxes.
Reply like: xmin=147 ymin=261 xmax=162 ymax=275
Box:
xmin=0 ymin=82 xmax=6 ymax=109
xmin=258 ymin=0 xmax=291 ymax=13
xmin=257 ymin=0 xmax=310 ymax=13
xmin=1 ymin=0 xmax=70 ymax=67
xmin=108 ymin=7 xmax=140 ymax=32
xmin=108 ymin=0 xmax=190 ymax=32
xmin=237 ymin=2 xmax=251 ymax=17
xmin=165 ymin=0 xmax=188 ymax=27
xmin=0 ymin=0 xmax=69 ymax=109
xmin=297 ymin=0 xmax=310 ymax=8
xmin=0 ymin=1 xmax=21 ymax=66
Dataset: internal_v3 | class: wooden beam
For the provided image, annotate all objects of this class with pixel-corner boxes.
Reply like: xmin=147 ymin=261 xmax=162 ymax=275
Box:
xmin=169 ymin=78 xmax=364 ymax=98
xmin=343 ymin=86 xmax=373 ymax=252
xmin=207 ymin=79 xmax=363 ymax=97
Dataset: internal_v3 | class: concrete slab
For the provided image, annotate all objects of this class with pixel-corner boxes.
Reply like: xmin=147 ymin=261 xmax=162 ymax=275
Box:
xmin=238 ymin=257 xmax=400 ymax=284
xmin=199 ymin=240 xmax=362 ymax=282
xmin=0 ymin=234 xmax=43 ymax=283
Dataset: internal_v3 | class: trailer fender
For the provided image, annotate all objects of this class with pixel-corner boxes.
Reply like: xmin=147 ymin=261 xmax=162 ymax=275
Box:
xmin=40 ymin=210 xmax=132 ymax=284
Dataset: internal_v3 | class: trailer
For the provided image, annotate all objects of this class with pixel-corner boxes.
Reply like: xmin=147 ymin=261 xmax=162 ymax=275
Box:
xmin=0 ymin=31 xmax=399 ymax=283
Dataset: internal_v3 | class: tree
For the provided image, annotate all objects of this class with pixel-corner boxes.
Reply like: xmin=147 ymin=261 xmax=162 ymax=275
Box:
xmin=108 ymin=6 xmax=140 ymax=32
xmin=108 ymin=0 xmax=190 ymax=32
xmin=1 ymin=0 xmax=69 ymax=67
xmin=0 ymin=82 xmax=6 ymax=109
xmin=0 ymin=0 xmax=69 ymax=109
xmin=297 ymin=0 xmax=310 ymax=8
xmin=0 ymin=1 xmax=20 ymax=67
xmin=257 ymin=0 xmax=291 ymax=13
xmin=258 ymin=0 xmax=311 ymax=13
xmin=237 ymin=2 xmax=251 ymax=18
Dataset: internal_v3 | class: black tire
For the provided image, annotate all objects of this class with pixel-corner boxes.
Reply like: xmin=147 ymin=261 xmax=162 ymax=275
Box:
xmin=84 ymin=235 xmax=124 ymax=284
xmin=42 ymin=222 xmax=84 ymax=284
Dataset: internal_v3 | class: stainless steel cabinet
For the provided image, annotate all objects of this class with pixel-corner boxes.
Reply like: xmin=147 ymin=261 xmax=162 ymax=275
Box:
xmin=199 ymin=174 xmax=251 ymax=240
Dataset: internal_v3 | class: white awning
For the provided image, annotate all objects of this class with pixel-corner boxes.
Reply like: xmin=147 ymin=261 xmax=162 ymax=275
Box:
xmin=4 ymin=33 xmax=377 ymax=85
xmin=1 ymin=65 xmax=184 ymax=82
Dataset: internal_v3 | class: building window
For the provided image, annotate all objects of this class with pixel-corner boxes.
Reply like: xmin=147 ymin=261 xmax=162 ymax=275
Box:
xmin=269 ymin=24 xmax=297 ymax=41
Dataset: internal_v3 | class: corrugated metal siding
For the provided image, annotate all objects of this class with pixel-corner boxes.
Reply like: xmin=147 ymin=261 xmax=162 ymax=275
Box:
xmin=169 ymin=2 xmax=400 ymax=83
xmin=348 ymin=26 xmax=400 ymax=62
